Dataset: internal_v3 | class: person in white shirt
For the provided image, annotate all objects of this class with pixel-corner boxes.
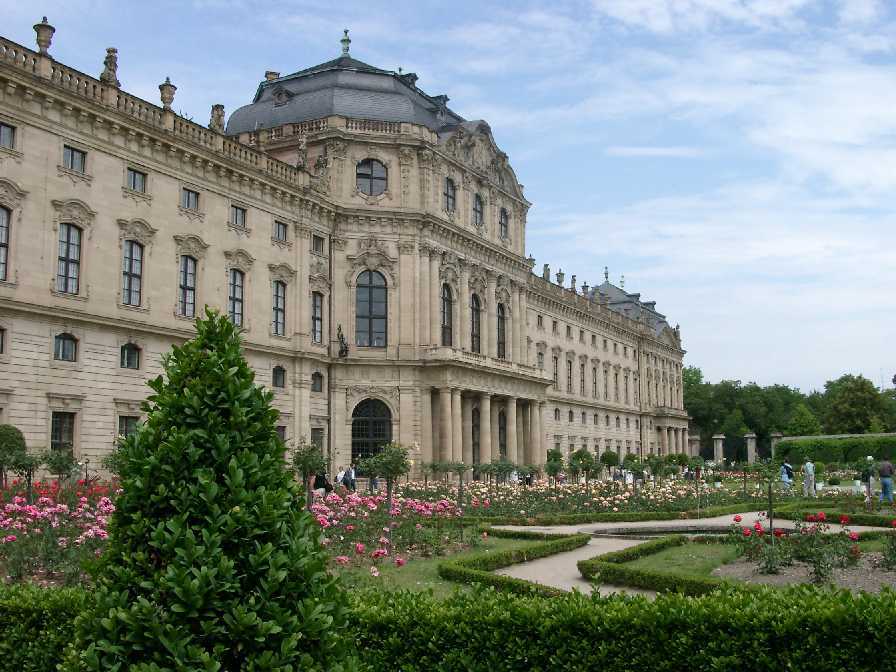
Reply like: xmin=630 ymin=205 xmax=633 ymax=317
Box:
xmin=335 ymin=466 xmax=346 ymax=486
xmin=802 ymin=459 xmax=816 ymax=498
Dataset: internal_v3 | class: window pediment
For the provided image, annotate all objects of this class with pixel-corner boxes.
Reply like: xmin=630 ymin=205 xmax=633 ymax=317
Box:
xmin=173 ymin=234 xmax=209 ymax=259
xmin=269 ymin=262 xmax=296 ymax=284
xmin=0 ymin=178 xmax=27 ymax=209
xmin=224 ymin=248 xmax=255 ymax=272
xmin=118 ymin=218 xmax=157 ymax=245
xmin=51 ymin=198 xmax=95 ymax=228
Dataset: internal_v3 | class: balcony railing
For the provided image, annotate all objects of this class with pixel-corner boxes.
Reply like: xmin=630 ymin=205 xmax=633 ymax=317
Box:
xmin=422 ymin=345 xmax=548 ymax=379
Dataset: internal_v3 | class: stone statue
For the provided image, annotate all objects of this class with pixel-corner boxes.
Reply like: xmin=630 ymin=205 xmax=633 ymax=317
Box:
xmin=100 ymin=47 xmax=120 ymax=88
xmin=314 ymin=152 xmax=327 ymax=175
xmin=209 ymin=104 xmax=225 ymax=133
xmin=296 ymin=135 xmax=307 ymax=169
xmin=542 ymin=263 xmax=550 ymax=280
xmin=337 ymin=325 xmax=349 ymax=358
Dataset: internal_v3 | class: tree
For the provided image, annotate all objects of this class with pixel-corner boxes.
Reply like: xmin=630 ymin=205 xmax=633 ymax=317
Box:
xmin=491 ymin=458 xmax=516 ymax=485
xmin=10 ymin=449 xmax=42 ymax=502
xmin=544 ymin=449 xmax=563 ymax=487
xmin=443 ymin=461 xmax=469 ymax=508
xmin=0 ymin=424 xmax=26 ymax=489
xmin=292 ymin=438 xmax=327 ymax=511
xmin=44 ymin=448 xmax=78 ymax=484
xmin=720 ymin=409 xmax=749 ymax=462
xmin=785 ymin=403 xmax=822 ymax=436
xmin=568 ymin=449 xmax=595 ymax=490
xmin=823 ymin=374 xmax=884 ymax=434
xmin=360 ymin=442 xmax=410 ymax=514
xmin=63 ymin=310 xmax=351 ymax=671
xmin=599 ymin=450 xmax=619 ymax=478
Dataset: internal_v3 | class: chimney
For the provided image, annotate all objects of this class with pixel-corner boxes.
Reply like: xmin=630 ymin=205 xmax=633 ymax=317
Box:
xmin=265 ymin=71 xmax=280 ymax=81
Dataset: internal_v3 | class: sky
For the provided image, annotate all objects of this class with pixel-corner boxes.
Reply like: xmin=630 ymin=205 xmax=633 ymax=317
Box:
xmin=6 ymin=0 xmax=896 ymax=393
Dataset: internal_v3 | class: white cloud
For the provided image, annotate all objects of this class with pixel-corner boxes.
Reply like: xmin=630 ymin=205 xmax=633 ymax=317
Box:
xmin=605 ymin=145 xmax=708 ymax=157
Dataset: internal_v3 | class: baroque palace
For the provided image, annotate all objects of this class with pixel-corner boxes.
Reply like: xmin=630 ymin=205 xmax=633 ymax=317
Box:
xmin=0 ymin=20 xmax=690 ymax=476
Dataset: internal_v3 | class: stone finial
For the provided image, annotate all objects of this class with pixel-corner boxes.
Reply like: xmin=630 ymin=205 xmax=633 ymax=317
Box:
xmin=265 ymin=70 xmax=280 ymax=81
xmin=209 ymin=104 xmax=225 ymax=133
xmin=604 ymin=266 xmax=609 ymax=282
xmin=341 ymin=29 xmax=351 ymax=55
xmin=526 ymin=253 xmax=535 ymax=268
xmin=99 ymin=47 xmax=121 ymax=87
xmin=159 ymin=77 xmax=176 ymax=110
xmin=34 ymin=16 xmax=55 ymax=56
xmin=542 ymin=263 xmax=550 ymax=280
xmin=620 ymin=274 xmax=625 ymax=289
xmin=556 ymin=269 xmax=565 ymax=285
xmin=570 ymin=274 xmax=577 ymax=292
xmin=582 ymin=282 xmax=589 ymax=294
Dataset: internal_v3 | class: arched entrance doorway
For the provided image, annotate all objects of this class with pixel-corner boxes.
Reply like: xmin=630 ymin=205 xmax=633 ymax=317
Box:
xmin=351 ymin=398 xmax=392 ymax=467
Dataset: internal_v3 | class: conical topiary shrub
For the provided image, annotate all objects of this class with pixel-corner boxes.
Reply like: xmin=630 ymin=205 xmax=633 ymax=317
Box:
xmin=64 ymin=310 xmax=352 ymax=671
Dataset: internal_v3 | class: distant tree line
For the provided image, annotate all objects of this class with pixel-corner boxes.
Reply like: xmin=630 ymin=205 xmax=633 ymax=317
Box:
xmin=683 ymin=367 xmax=896 ymax=461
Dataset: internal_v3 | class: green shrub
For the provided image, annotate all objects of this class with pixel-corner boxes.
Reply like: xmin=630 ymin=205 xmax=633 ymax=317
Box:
xmin=62 ymin=311 xmax=352 ymax=671
xmin=778 ymin=436 xmax=896 ymax=464
xmin=349 ymin=586 xmax=896 ymax=671
xmin=0 ymin=584 xmax=87 ymax=672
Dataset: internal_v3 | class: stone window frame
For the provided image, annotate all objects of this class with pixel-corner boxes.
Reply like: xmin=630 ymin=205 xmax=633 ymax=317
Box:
xmin=113 ymin=397 xmax=145 ymax=448
xmin=228 ymin=202 xmax=251 ymax=237
xmin=178 ymin=184 xmax=205 ymax=223
xmin=49 ymin=199 xmax=96 ymax=301
xmin=270 ymin=362 xmax=290 ymax=394
xmin=224 ymin=249 xmax=255 ymax=331
xmin=355 ymin=157 xmax=389 ymax=200
xmin=58 ymin=140 xmax=93 ymax=186
xmin=116 ymin=333 xmax=148 ymax=377
xmin=122 ymin=162 xmax=153 ymax=204
xmin=49 ymin=324 xmax=85 ymax=371
xmin=268 ymin=262 xmax=295 ymax=339
xmin=172 ymin=234 xmax=209 ymax=321
xmin=0 ymin=177 xmax=27 ymax=288
xmin=47 ymin=393 xmax=84 ymax=458
xmin=0 ymin=314 xmax=10 ymax=364
xmin=0 ymin=112 xmax=24 ymax=163
xmin=310 ymin=369 xmax=325 ymax=394
xmin=117 ymin=218 xmax=157 ymax=313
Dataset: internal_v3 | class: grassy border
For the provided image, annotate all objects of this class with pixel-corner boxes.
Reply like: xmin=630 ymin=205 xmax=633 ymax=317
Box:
xmin=436 ymin=527 xmax=591 ymax=597
xmin=577 ymin=535 xmax=752 ymax=596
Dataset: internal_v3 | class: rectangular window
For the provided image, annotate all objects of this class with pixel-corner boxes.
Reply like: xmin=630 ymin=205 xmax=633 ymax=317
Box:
xmin=536 ymin=315 xmax=543 ymax=328
xmin=552 ymin=320 xmax=558 ymax=334
xmin=579 ymin=330 xmax=585 ymax=343
xmin=274 ymin=220 xmax=288 ymax=241
xmin=51 ymin=411 xmax=75 ymax=452
xmin=566 ymin=325 xmax=572 ymax=338
xmin=228 ymin=269 xmax=244 ymax=327
xmin=614 ymin=342 xmax=618 ymax=354
xmin=603 ymin=339 xmax=608 ymax=351
xmin=178 ymin=256 xmax=196 ymax=317
xmin=63 ymin=145 xmax=86 ymax=173
xmin=624 ymin=346 xmax=628 ymax=358
xmin=272 ymin=281 xmax=286 ymax=336
xmin=580 ymin=364 xmax=585 ymax=395
xmin=276 ymin=425 xmax=287 ymax=441
xmin=312 ymin=234 xmax=325 ymax=255
xmin=121 ymin=240 xmax=143 ymax=306
xmin=566 ymin=360 xmax=572 ymax=393
xmin=126 ymin=168 xmax=147 ymax=193
xmin=56 ymin=223 xmax=81 ymax=294
xmin=311 ymin=427 xmax=324 ymax=450
xmin=118 ymin=415 xmax=139 ymax=441
xmin=231 ymin=205 xmax=247 ymax=228
xmin=0 ymin=123 xmax=15 ymax=149
xmin=552 ymin=356 xmax=559 ymax=390
xmin=537 ymin=352 xmax=544 ymax=369
xmin=181 ymin=188 xmax=199 ymax=210
xmin=0 ymin=205 xmax=8 ymax=282
xmin=592 ymin=367 xmax=597 ymax=397
xmin=311 ymin=372 xmax=323 ymax=392
xmin=312 ymin=292 xmax=323 ymax=344
xmin=0 ymin=327 xmax=5 ymax=354
xmin=591 ymin=334 xmax=596 ymax=346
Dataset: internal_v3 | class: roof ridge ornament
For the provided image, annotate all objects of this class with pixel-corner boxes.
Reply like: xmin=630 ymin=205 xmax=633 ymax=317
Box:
xmin=341 ymin=29 xmax=351 ymax=56
xmin=604 ymin=266 xmax=609 ymax=282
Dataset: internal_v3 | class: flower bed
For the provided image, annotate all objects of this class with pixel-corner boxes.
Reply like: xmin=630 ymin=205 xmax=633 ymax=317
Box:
xmin=0 ymin=481 xmax=114 ymax=585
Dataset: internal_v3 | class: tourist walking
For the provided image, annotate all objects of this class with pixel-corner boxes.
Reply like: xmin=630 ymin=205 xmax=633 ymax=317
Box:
xmin=802 ymin=458 xmax=816 ymax=498
xmin=879 ymin=457 xmax=894 ymax=505
xmin=346 ymin=463 xmax=357 ymax=492
xmin=335 ymin=465 xmax=346 ymax=487
xmin=780 ymin=460 xmax=794 ymax=490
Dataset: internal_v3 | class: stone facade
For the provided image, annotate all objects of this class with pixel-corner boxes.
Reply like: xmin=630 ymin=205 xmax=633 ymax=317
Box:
xmin=0 ymin=21 xmax=690 ymax=476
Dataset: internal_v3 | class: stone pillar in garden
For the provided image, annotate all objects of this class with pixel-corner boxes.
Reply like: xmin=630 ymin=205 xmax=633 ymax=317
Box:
xmin=745 ymin=433 xmax=757 ymax=464
xmin=712 ymin=433 xmax=725 ymax=464
xmin=770 ymin=432 xmax=783 ymax=460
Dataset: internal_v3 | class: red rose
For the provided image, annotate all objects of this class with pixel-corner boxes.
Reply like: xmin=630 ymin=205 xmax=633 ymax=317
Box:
xmin=733 ymin=515 xmax=742 ymax=523
xmin=891 ymin=520 xmax=896 ymax=528
xmin=806 ymin=514 xmax=816 ymax=522
xmin=839 ymin=515 xmax=849 ymax=525
xmin=816 ymin=511 xmax=826 ymax=522
xmin=742 ymin=528 xmax=752 ymax=537
xmin=774 ymin=529 xmax=784 ymax=538
xmin=849 ymin=532 xmax=859 ymax=542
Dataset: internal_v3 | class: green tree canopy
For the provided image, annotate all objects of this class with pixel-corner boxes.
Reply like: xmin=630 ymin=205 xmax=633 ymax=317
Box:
xmin=64 ymin=310 xmax=351 ymax=671
xmin=823 ymin=374 xmax=885 ymax=434
xmin=785 ymin=403 xmax=822 ymax=436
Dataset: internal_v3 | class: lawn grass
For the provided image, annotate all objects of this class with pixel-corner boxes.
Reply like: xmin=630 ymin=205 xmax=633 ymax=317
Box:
xmin=337 ymin=536 xmax=542 ymax=598
xmin=625 ymin=541 xmax=741 ymax=577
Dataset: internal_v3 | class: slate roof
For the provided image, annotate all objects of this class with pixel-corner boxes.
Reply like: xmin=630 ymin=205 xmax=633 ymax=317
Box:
xmin=225 ymin=51 xmax=465 ymax=136
xmin=590 ymin=281 xmax=672 ymax=338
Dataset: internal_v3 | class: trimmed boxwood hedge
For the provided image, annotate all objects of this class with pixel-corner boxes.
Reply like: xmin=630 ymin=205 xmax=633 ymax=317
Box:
xmin=468 ymin=502 xmax=759 ymax=526
xmin=774 ymin=508 xmax=896 ymax=528
xmin=350 ymin=586 xmax=896 ymax=671
xmin=778 ymin=435 xmax=896 ymax=463
xmin=437 ymin=527 xmax=590 ymax=596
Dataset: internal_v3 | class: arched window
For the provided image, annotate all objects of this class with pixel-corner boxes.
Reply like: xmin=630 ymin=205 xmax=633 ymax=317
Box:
xmin=0 ymin=206 xmax=9 ymax=282
xmin=554 ymin=408 xmax=560 ymax=421
xmin=356 ymin=159 xmax=387 ymax=196
xmin=537 ymin=352 xmax=544 ymax=369
xmin=594 ymin=413 xmax=599 ymax=425
xmin=56 ymin=223 xmax=82 ymax=294
xmin=499 ymin=207 xmax=509 ymax=239
xmin=178 ymin=255 xmax=196 ymax=318
xmin=568 ymin=410 xmax=574 ymax=423
xmin=444 ymin=177 xmax=456 ymax=212
xmin=470 ymin=293 xmax=481 ymax=353
xmin=272 ymin=280 xmax=286 ymax=336
xmin=496 ymin=303 xmax=506 ymax=359
xmin=473 ymin=193 xmax=484 ymax=227
xmin=54 ymin=333 xmax=77 ymax=362
xmin=356 ymin=270 xmax=387 ymax=347
xmin=498 ymin=410 xmax=507 ymax=458
xmin=311 ymin=371 xmax=324 ymax=392
xmin=228 ymin=269 xmax=245 ymax=327
xmin=351 ymin=398 xmax=392 ymax=464
xmin=122 ymin=240 xmax=143 ymax=306
xmin=272 ymin=365 xmax=286 ymax=388
xmin=441 ymin=283 xmax=453 ymax=346
xmin=311 ymin=291 xmax=324 ymax=344
xmin=120 ymin=343 xmax=140 ymax=369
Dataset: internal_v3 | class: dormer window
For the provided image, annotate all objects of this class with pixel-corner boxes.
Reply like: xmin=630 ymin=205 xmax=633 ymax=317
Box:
xmin=356 ymin=159 xmax=387 ymax=197
xmin=473 ymin=193 xmax=484 ymax=227
xmin=272 ymin=87 xmax=292 ymax=107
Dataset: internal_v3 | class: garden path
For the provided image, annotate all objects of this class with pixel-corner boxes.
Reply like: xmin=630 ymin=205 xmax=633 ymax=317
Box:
xmin=494 ymin=510 xmax=883 ymax=595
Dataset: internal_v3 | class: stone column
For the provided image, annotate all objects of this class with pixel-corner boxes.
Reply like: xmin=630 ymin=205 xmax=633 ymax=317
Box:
xmin=770 ymin=432 xmax=783 ymax=460
xmin=459 ymin=261 xmax=469 ymax=351
xmin=491 ymin=398 xmax=501 ymax=461
xmin=683 ymin=427 xmax=690 ymax=456
xmin=439 ymin=387 xmax=452 ymax=462
xmin=518 ymin=286 xmax=528 ymax=365
xmin=295 ymin=226 xmax=310 ymax=346
xmin=658 ymin=427 xmax=666 ymax=455
xmin=479 ymin=393 xmax=492 ymax=464
xmin=668 ymin=428 xmax=674 ymax=455
xmin=712 ymin=433 xmax=725 ymax=464
xmin=418 ymin=246 xmax=430 ymax=348
xmin=420 ymin=388 xmax=433 ymax=464
xmin=533 ymin=402 xmax=544 ymax=463
xmin=486 ymin=273 xmax=497 ymax=358
xmin=398 ymin=241 xmax=416 ymax=357
xmin=506 ymin=397 xmax=518 ymax=464
xmin=745 ymin=432 xmax=757 ymax=464
xmin=520 ymin=402 xmax=530 ymax=464
xmin=510 ymin=282 xmax=520 ymax=363
xmin=462 ymin=395 xmax=473 ymax=466
xmin=452 ymin=388 xmax=463 ymax=462
xmin=430 ymin=250 xmax=441 ymax=346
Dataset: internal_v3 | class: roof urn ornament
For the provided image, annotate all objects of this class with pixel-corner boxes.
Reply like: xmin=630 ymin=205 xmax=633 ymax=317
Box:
xmin=570 ymin=274 xmax=577 ymax=292
xmin=34 ymin=16 xmax=55 ymax=56
xmin=159 ymin=77 xmax=176 ymax=110
xmin=341 ymin=29 xmax=351 ymax=56
xmin=100 ymin=47 xmax=121 ymax=87
xmin=620 ymin=274 xmax=625 ymax=289
xmin=542 ymin=263 xmax=550 ymax=280
xmin=209 ymin=104 xmax=225 ymax=133
xmin=604 ymin=266 xmax=609 ymax=282
xmin=556 ymin=269 xmax=565 ymax=286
